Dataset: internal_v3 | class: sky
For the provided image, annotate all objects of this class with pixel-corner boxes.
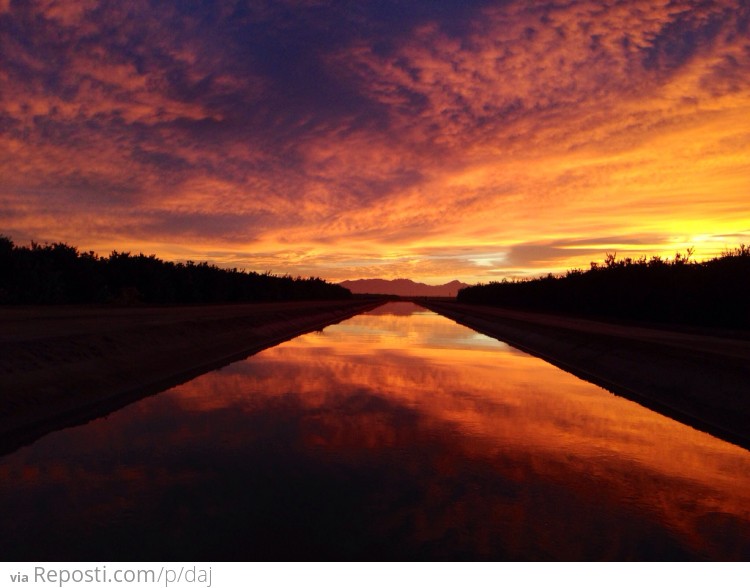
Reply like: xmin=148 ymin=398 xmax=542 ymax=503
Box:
xmin=1 ymin=0 xmax=748 ymax=284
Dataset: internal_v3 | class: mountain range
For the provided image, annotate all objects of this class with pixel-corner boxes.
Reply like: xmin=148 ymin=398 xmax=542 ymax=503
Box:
xmin=338 ymin=278 xmax=469 ymax=297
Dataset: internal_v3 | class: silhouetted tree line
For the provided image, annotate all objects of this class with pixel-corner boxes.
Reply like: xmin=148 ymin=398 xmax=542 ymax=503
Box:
xmin=0 ymin=236 xmax=351 ymax=305
xmin=458 ymin=246 xmax=750 ymax=330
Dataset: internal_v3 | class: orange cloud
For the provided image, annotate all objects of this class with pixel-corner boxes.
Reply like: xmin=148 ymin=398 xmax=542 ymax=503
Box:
xmin=0 ymin=0 xmax=748 ymax=282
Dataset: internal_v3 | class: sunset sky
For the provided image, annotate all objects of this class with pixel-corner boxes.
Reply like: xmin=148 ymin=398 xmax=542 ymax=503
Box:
xmin=1 ymin=0 xmax=748 ymax=284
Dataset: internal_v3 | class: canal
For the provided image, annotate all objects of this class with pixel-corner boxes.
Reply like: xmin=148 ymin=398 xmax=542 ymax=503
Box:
xmin=1 ymin=302 xmax=749 ymax=560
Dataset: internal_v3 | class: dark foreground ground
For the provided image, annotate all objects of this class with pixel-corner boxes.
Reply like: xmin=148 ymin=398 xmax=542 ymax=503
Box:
xmin=0 ymin=299 xmax=382 ymax=454
xmin=419 ymin=300 xmax=750 ymax=450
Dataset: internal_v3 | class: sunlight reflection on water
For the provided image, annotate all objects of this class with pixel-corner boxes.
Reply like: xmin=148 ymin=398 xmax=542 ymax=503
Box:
xmin=1 ymin=302 xmax=749 ymax=560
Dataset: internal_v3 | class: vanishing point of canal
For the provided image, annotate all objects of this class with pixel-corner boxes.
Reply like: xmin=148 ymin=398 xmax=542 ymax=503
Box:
xmin=1 ymin=302 xmax=749 ymax=560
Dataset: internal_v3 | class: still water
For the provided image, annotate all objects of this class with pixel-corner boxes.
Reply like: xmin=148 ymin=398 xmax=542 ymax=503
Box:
xmin=2 ymin=302 xmax=750 ymax=560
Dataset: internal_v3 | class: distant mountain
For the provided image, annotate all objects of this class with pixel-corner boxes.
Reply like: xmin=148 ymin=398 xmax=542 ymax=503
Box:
xmin=338 ymin=278 xmax=469 ymax=297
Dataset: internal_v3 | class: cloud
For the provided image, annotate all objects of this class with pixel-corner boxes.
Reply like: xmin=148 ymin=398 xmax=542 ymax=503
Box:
xmin=0 ymin=0 xmax=748 ymax=282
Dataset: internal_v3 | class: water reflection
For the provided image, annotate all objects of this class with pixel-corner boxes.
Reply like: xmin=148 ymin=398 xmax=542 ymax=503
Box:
xmin=1 ymin=302 xmax=749 ymax=560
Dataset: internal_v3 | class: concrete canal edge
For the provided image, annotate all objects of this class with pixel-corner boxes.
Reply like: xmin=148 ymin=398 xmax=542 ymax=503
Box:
xmin=418 ymin=299 xmax=750 ymax=450
xmin=0 ymin=298 xmax=384 ymax=455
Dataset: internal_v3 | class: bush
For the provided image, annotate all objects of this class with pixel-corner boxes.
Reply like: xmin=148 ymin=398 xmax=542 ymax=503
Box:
xmin=0 ymin=236 xmax=351 ymax=305
xmin=457 ymin=246 xmax=750 ymax=329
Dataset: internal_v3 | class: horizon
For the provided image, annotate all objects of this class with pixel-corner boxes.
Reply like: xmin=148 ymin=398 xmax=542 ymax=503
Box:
xmin=1 ymin=1 xmax=749 ymax=284
xmin=2 ymin=233 xmax=747 ymax=288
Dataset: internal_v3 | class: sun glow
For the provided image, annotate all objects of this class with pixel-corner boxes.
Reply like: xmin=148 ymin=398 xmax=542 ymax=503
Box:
xmin=0 ymin=0 xmax=748 ymax=282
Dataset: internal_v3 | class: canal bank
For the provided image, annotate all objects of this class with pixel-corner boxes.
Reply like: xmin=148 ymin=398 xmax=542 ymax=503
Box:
xmin=0 ymin=299 xmax=383 ymax=453
xmin=419 ymin=300 xmax=750 ymax=449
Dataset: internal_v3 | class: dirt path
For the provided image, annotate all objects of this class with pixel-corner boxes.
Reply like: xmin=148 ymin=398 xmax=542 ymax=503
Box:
xmin=0 ymin=299 xmax=383 ymax=454
xmin=419 ymin=300 xmax=750 ymax=450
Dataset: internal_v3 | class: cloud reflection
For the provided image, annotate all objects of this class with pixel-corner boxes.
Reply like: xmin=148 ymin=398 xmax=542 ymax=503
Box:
xmin=171 ymin=305 xmax=750 ymax=558
xmin=1 ymin=304 xmax=749 ymax=559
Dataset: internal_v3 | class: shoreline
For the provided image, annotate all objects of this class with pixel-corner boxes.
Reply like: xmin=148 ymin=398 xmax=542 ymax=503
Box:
xmin=5 ymin=297 xmax=749 ymax=456
xmin=418 ymin=300 xmax=750 ymax=450
xmin=0 ymin=299 xmax=383 ymax=455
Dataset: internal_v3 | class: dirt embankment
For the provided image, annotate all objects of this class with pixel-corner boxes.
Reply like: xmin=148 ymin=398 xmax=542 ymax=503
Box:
xmin=0 ymin=299 xmax=382 ymax=453
xmin=419 ymin=300 xmax=750 ymax=449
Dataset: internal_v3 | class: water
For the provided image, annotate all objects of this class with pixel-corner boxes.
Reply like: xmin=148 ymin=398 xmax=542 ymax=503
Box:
xmin=1 ymin=302 xmax=749 ymax=560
